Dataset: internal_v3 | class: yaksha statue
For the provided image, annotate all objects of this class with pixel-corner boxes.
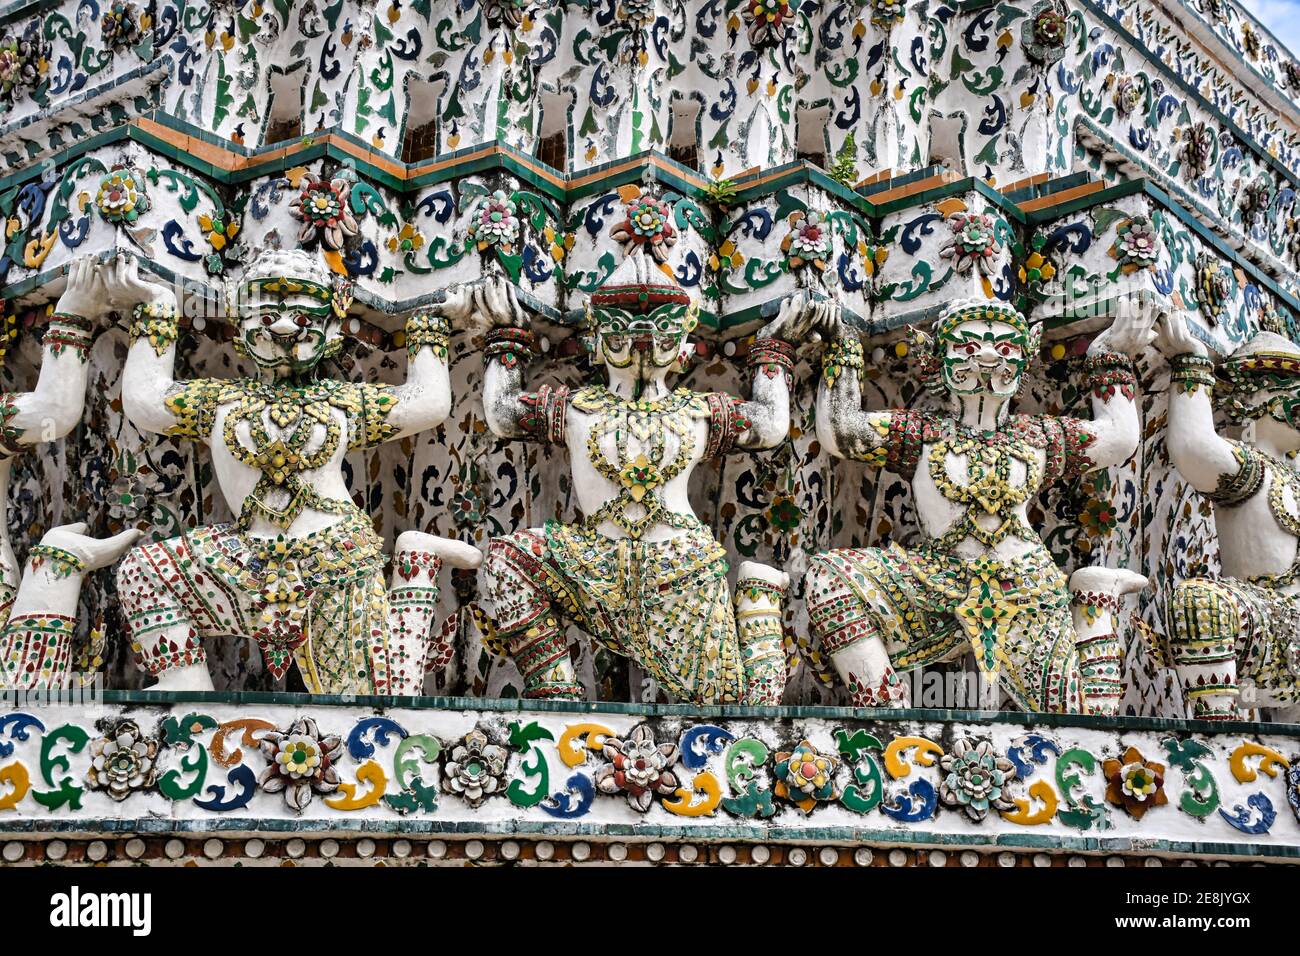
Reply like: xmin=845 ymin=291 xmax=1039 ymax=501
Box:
xmin=0 ymin=257 xmax=142 ymax=688
xmin=468 ymin=252 xmax=801 ymax=703
xmin=802 ymin=295 xmax=1152 ymax=714
xmin=113 ymin=249 xmax=479 ymax=694
xmin=1156 ymin=311 xmax=1300 ymax=719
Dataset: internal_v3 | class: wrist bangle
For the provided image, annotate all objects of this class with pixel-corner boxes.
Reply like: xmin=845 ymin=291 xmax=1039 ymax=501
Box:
xmin=1082 ymin=351 xmax=1136 ymax=401
xmin=29 ymin=544 xmax=87 ymax=578
xmin=748 ymin=337 xmax=796 ymax=386
xmin=46 ymin=312 xmax=93 ymax=363
xmin=821 ymin=337 xmax=865 ymax=388
xmin=405 ymin=311 xmax=451 ymax=359
xmin=1169 ymin=352 xmax=1215 ymax=396
xmin=130 ymin=302 xmax=179 ymax=357
xmin=484 ymin=326 xmax=537 ymax=369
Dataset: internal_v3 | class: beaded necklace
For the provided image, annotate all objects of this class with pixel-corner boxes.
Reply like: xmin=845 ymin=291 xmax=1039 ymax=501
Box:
xmin=925 ymin=419 xmax=1044 ymax=553
xmin=572 ymin=384 xmax=707 ymax=539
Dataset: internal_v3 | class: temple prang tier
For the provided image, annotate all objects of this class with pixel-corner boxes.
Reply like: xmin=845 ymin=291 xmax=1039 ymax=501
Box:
xmin=0 ymin=0 xmax=1299 ymax=865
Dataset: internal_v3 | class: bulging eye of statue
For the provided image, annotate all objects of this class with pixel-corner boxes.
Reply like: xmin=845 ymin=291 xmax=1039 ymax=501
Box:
xmin=996 ymin=343 xmax=1020 ymax=358
xmin=954 ymin=342 xmax=979 ymax=356
xmin=259 ymin=313 xmax=275 ymax=327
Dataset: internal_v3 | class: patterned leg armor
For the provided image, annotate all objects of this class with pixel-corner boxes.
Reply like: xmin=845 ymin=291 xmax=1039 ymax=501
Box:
xmin=480 ymin=535 xmax=583 ymax=701
xmin=1166 ymin=579 xmax=1241 ymax=720
xmin=116 ymin=539 xmax=212 ymax=679
xmin=1071 ymin=590 xmax=1124 ymax=717
xmin=804 ymin=552 xmax=910 ymax=707
xmin=385 ymin=549 xmax=444 ymax=696
xmin=734 ymin=563 xmax=789 ymax=705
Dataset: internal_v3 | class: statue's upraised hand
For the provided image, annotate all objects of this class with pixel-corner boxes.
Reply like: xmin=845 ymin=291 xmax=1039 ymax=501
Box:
xmin=100 ymin=254 xmax=175 ymax=313
xmin=54 ymin=256 xmax=107 ymax=321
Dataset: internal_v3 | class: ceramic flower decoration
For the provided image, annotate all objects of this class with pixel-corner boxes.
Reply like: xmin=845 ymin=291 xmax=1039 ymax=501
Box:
xmin=1113 ymin=75 xmax=1145 ymax=117
xmin=290 ymin=174 xmax=360 ymax=251
xmin=101 ymin=1 xmax=142 ymax=50
xmin=1022 ymin=0 xmax=1069 ymax=64
xmin=594 ymin=724 xmax=681 ymax=811
xmin=745 ymin=0 xmax=793 ymax=48
xmin=870 ymin=0 xmax=906 ymax=27
xmin=0 ymin=21 xmax=49 ymax=109
xmin=87 ymin=721 xmax=158 ymax=801
xmin=95 ymin=166 xmax=151 ymax=225
xmin=773 ymin=740 xmax=841 ymax=812
xmin=611 ymin=196 xmax=678 ymax=263
xmin=257 ymin=717 xmax=344 ymax=812
xmin=782 ymin=211 xmax=834 ymax=271
xmin=1103 ymin=746 xmax=1168 ymax=819
xmin=466 ymin=189 xmax=520 ymax=254
xmin=938 ymin=737 xmax=1017 ymax=822
xmin=940 ymin=212 xmax=1001 ymax=276
xmin=617 ymin=0 xmax=656 ymax=28
xmin=1110 ymin=217 xmax=1160 ymax=273
xmin=1179 ymin=122 xmax=1217 ymax=181
xmin=442 ymin=729 xmax=509 ymax=807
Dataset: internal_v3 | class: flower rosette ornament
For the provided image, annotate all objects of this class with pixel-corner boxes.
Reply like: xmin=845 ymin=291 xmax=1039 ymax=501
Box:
xmin=870 ymin=0 xmax=906 ymax=27
xmin=1021 ymin=0 xmax=1068 ymax=65
xmin=482 ymin=0 xmax=531 ymax=29
xmin=101 ymin=1 xmax=142 ymax=50
xmin=290 ymin=174 xmax=359 ymax=251
xmin=387 ymin=222 xmax=425 ymax=254
xmin=0 ymin=21 xmax=49 ymax=108
xmin=1112 ymin=75 xmax=1145 ymax=117
xmin=745 ymin=0 xmax=793 ymax=48
xmin=940 ymin=212 xmax=1001 ymax=277
xmin=594 ymin=724 xmax=680 ymax=811
xmin=938 ymin=737 xmax=1016 ymax=821
xmin=87 ymin=720 xmax=158 ymax=801
xmin=782 ymin=211 xmax=833 ymax=272
xmin=1178 ymin=122 xmax=1217 ymax=181
xmin=94 ymin=165 xmax=150 ymax=225
xmin=466 ymin=189 xmax=520 ymax=254
xmin=1103 ymin=746 xmax=1168 ymax=819
xmin=773 ymin=740 xmax=840 ymax=812
xmin=611 ymin=196 xmax=677 ymax=263
xmin=442 ymin=729 xmax=509 ymax=807
xmin=617 ymin=0 xmax=656 ymax=28
xmin=257 ymin=717 xmax=343 ymax=812
xmin=1109 ymin=217 xmax=1160 ymax=273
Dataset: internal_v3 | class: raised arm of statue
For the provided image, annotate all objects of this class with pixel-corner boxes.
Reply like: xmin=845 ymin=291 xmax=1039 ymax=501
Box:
xmin=729 ymin=292 xmax=807 ymax=451
xmin=4 ymin=256 xmax=103 ymax=447
xmin=364 ymin=305 xmax=452 ymax=441
xmin=1070 ymin=286 xmax=1159 ymax=471
xmin=462 ymin=278 xmax=550 ymax=442
xmin=109 ymin=255 xmax=186 ymax=438
xmin=1153 ymin=308 xmax=1240 ymax=493
xmin=814 ymin=307 xmax=892 ymax=464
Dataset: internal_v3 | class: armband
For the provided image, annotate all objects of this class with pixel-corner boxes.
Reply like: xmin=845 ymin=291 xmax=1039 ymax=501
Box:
xmin=484 ymin=327 xmax=538 ymax=370
xmin=1082 ymin=351 xmax=1137 ymax=401
xmin=130 ymin=301 xmax=179 ymax=357
xmin=1169 ymin=352 xmax=1215 ymax=396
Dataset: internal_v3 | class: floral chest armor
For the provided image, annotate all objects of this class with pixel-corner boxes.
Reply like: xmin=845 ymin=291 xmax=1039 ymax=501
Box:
xmin=925 ymin=424 xmax=1045 ymax=553
xmin=165 ymin=378 xmax=400 ymax=530
xmin=570 ymin=386 xmax=722 ymax=540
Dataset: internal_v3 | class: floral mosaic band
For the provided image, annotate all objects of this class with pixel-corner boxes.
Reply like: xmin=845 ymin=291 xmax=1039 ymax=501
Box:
xmin=0 ymin=694 xmax=1295 ymax=863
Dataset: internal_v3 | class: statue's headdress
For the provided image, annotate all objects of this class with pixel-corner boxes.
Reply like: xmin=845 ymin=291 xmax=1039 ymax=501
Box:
xmin=585 ymin=250 xmax=699 ymax=339
xmin=1217 ymin=329 xmax=1300 ymax=424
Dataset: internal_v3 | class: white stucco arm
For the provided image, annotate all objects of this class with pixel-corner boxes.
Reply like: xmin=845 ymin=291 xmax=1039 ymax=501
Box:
xmin=813 ymin=321 xmax=891 ymax=463
xmin=5 ymin=257 xmax=105 ymax=444
xmin=1072 ymin=290 xmax=1159 ymax=470
xmin=373 ymin=310 xmax=453 ymax=440
xmin=108 ymin=256 xmax=186 ymax=437
xmin=1154 ymin=310 xmax=1239 ymax=492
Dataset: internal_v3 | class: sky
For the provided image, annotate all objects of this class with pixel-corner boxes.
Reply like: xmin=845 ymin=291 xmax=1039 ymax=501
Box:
xmin=1239 ymin=0 xmax=1300 ymax=58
